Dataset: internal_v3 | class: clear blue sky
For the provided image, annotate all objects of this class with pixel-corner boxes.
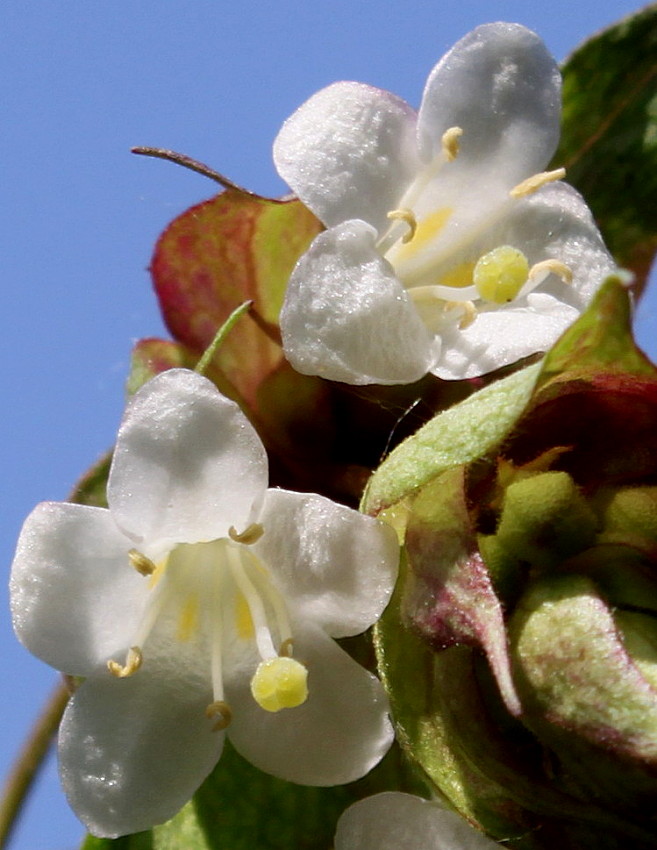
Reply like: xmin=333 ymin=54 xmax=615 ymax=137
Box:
xmin=1 ymin=3 xmax=655 ymax=848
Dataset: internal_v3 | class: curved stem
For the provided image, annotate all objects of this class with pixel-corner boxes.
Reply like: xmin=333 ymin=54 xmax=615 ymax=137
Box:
xmin=0 ymin=680 xmax=70 ymax=850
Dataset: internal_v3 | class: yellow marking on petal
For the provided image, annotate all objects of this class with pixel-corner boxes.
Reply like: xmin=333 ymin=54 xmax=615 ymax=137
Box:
xmin=236 ymin=592 xmax=255 ymax=639
xmin=279 ymin=637 xmax=294 ymax=657
xmin=177 ymin=595 xmax=199 ymax=642
xmin=250 ymin=657 xmax=309 ymax=713
xmin=529 ymin=258 xmax=573 ymax=285
xmin=148 ymin=559 xmax=167 ymax=589
xmin=473 ymin=246 xmax=530 ymax=304
xmin=441 ymin=126 xmax=463 ymax=162
xmin=128 ymin=549 xmax=156 ymax=576
xmin=438 ymin=259 xmax=476 ymax=290
xmin=205 ymin=700 xmax=232 ymax=731
xmin=386 ymin=208 xmax=417 ymax=243
xmin=107 ymin=646 xmax=142 ymax=678
xmin=395 ymin=207 xmax=453 ymax=261
xmin=229 ymin=523 xmax=264 ymax=545
xmin=509 ymin=168 xmax=566 ymax=198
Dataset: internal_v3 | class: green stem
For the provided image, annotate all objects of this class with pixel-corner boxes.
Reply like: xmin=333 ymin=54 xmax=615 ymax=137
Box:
xmin=0 ymin=681 xmax=70 ymax=850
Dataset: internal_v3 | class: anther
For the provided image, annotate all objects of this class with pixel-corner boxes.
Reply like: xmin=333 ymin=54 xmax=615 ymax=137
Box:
xmin=443 ymin=300 xmax=477 ymax=329
xmin=107 ymin=646 xmax=142 ymax=678
xmin=205 ymin=700 xmax=233 ymax=731
xmin=279 ymin=638 xmax=294 ymax=657
xmin=509 ymin=168 xmax=566 ymax=198
xmin=441 ymin=126 xmax=463 ymax=162
xmin=128 ymin=548 xmax=157 ymax=576
xmin=229 ymin=523 xmax=264 ymax=545
xmin=528 ymin=259 xmax=573 ymax=285
xmin=386 ymin=208 xmax=417 ymax=244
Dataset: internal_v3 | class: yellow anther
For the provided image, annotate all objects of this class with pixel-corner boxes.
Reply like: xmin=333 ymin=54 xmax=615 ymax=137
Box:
xmin=251 ymin=657 xmax=309 ymax=713
xmin=458 ymin=301 xmax=477 ymax=329
xmin=441 ymin=126 xmax=463 ymax=162
xmin=107 ymin=646 xmax=142 ymax=678
xmin=228 ymin=523 xmax=264 ymax=545
xmin=386 ymin=208 xmax=417 ymax=244
xmin=128 ymin=549 xmax=156 ymax=576
xmin=509 ymin=168 xmax=566 ymax=198
xmin=473 ymin=245 xmax=530 ymax=304
xmin=279 ymin=637 xmax=295 ymax=657
xmin=205 ymin=700 xmax=233 ymax=731
xmin=529 ymin=258 xmax=573 ymax=285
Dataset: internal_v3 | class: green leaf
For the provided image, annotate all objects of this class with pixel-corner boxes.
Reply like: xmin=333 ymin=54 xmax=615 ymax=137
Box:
xmin=536 ymin=275 xmax=655 ymax=385
xmin=362 ymin=362 xmax=541 ymax=515
xmin=553 ymin=4 xmax=657 ymax=291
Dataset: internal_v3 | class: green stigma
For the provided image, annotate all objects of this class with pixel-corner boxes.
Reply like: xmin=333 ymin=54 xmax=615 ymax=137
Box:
xmin=473 ymin=245 xmax=529 ymax=304
xmin=250 ymin=656 xmax=309 ymax=712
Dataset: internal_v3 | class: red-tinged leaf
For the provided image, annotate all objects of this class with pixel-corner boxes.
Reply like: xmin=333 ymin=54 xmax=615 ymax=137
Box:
xmin=126 ymin=337 xmax=199 ymax=396
xmin=151 ymin=190 xmax=321 ymax=411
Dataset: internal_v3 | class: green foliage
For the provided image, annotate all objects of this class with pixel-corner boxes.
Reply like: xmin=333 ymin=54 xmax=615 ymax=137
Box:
xmin=553 ymin=4 xmax=657 ymax=292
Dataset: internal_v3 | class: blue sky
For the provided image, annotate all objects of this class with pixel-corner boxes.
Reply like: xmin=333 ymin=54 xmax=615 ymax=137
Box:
xmin=1 ymin=2 xmax=655 ymax=848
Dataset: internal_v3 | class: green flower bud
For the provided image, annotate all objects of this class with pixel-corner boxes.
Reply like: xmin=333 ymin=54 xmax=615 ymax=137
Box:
xmin=495 ymin=471 xmax=598 ymax=569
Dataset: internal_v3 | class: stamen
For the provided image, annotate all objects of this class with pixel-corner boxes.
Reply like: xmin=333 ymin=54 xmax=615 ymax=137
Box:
xmin=128 ymin=548 xmax=156 ymax=576
xmin=279 ymin=637 xmax=294 ymax=657
xmin=107 ymin=646 xmax=142 ymax=678
xmin=228 ymin=523 xmax=264 ymax=545
xmin=386 ymin=208 xmax=417 ymax=244
xmin=205 ymin=700 xmax=232 ymax=731
xmin=250 ymin=657 xmax=309 ymax=713
xmin=509 ymin=168 xmax=566 ymax=198
xmin=226 ymin=547 xmax=277 ymax=660
xmin=444 ymin=301 xmax=477 ymax=331
xmin=528 ymin=258 xmax=573 ymax=285
xmin=441 ymin=126 xmax=463 ymax=162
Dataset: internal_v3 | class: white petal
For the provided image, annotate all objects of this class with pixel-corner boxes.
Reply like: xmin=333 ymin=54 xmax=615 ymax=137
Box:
xmin=274 ymin=81 xmax=419 ymax=234
xmin=501 ymin=181 xmax=616 ymax=310
xmin=255 ymin=489 xmax=399 ymax=638
xmin=225 ymin=624 xmax=393 ymax=786
xmin=108 ymin=369 xmax=268 ymax=550
xmin=280 ymin=221 xmax=436 ymax=385
xmin=58 ymin=663 xmax=222 ymax=838
xmin=418 ymin=23 xmax=561 ymax=185
xmin=10 ymin=502 xmax=148 ymax=677
xmin=335 ymin=792 xmax=500 ymax=850
xmin=433 ymin=294 xmax=578 ymax=380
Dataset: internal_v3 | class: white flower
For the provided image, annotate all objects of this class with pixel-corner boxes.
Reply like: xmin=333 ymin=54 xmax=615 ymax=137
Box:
xmin=10 ymin=369 xmax=398 ymax=838
xmin=274 ymin=23 xmax=615 ymax=384
xmin=334 ymin=792 xmax=501 ymax=849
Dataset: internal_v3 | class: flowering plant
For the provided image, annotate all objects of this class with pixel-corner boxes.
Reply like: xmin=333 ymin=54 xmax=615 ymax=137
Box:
xmin=5 ymin=8 xmax=657 ymax=850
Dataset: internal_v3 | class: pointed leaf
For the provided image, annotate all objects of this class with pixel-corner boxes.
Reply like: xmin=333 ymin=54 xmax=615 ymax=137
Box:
xmin=552 ymin=6 xmax=657 ymax=291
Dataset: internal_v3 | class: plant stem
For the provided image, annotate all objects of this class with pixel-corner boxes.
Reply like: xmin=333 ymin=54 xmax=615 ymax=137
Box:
xmin=0 ymin=681 xmax=70 ymax=850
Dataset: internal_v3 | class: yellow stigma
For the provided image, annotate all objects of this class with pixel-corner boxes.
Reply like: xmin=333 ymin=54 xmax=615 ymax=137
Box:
xmin=529 ymin=258 xmax=573 ymax=285
xmin=250 ymin=657 xmax=309 ymax=712
xmin=441 ymin=126 xmax=463 ymax=162
xmin=473 ymin=245 xmax=530 ymax=304
xmin=128 ymin=549 xmax=156 ymax=576
xmin=205 ymin=700 xmax=232 ymax=731
xmin=228 ymin=523 xmax=264 ymax=544
xmin=509 ymin=168 xmax=566 ymax=198
xmin=107 ymin=646 xmax=142 ymax=678
xmin=386 ymin=208 xmax=417 ymax=244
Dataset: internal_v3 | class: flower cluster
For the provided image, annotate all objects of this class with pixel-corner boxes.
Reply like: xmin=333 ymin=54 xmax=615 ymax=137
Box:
xmin=9 ymin=18 xmax=633 ymax=850
xmin=275 ymin=22 xmax=614 ymax=384
xmin=10 ymin=369 xmax=398 ymax=837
